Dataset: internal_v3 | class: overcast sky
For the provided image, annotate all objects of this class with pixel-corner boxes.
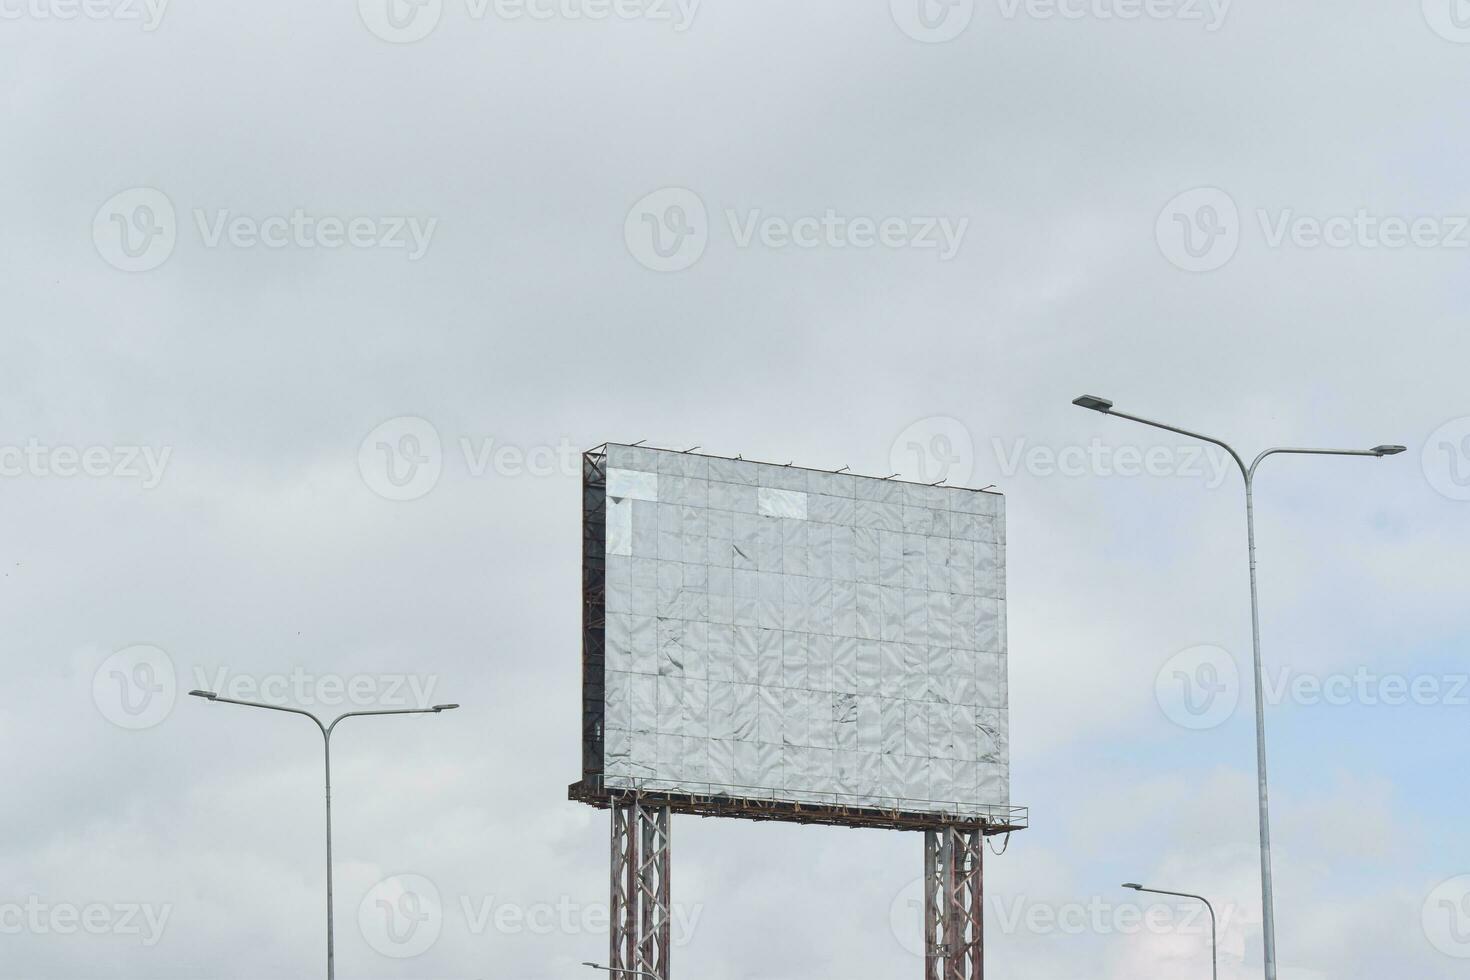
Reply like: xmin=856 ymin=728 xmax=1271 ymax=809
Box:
xmin=4 ymin=1 xmax=1470 ymax=978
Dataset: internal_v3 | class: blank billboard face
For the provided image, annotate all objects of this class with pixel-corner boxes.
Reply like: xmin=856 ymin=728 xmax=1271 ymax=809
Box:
xmin=582 ymin=444 xmax=1009 ymax=822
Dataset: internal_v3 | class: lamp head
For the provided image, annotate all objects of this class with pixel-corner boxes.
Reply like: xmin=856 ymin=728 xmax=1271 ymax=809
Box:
xmin=1073 ymin=395 xmax=1115 ymax=414
xmin=1122 ymin=882 xmax=1143 ymax=891
xmin=432 ymin=703 xmax=460 ymax=712
xmin=188 ymin=690 xmax=219 ymax=700
xmin=1371 ymin=445 xmax=1407 ymax=457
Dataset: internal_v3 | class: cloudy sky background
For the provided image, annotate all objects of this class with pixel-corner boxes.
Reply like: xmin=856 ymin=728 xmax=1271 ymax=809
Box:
xmin=4 ymin=0 xmax=1470 ymax=977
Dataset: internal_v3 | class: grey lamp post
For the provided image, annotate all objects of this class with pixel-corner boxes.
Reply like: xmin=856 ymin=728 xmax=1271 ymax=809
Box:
xmin=1073 ymin=394 xmax=1404 ymax=980
xmin=1124 ymin=882 xmax=1218 ymax=979
xmin=189 ymin=690 xmax=460 ymax=980
xmin=582 ymin=962 xmax=659 ymax=979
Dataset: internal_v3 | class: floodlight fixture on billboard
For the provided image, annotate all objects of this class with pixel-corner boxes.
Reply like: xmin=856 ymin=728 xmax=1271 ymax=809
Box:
xmin=575 ymin=443 xmax=1023 ymax=832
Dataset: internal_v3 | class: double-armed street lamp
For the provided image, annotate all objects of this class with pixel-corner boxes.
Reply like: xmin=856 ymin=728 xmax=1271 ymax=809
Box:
xmin=1074 ymin=394 xmax=1404 ymax=980
xmin=189 ymin=689 xmax=460 ymax=980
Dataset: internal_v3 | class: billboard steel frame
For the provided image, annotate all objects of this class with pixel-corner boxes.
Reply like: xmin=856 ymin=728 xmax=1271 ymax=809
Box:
xmin=610 ymin=796 xmax=672 ymax=980
xmin=576 ymin=446 xmax=1024 ymax=834
xmin=925 ymin=826 xmax=984 ymax=980
xmin=580 ymin=443 xmax=1021 ymax=980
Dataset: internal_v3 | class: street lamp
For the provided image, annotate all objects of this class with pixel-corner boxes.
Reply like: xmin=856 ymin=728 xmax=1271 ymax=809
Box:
xmin=582 ymin=962 xmax=660 ymax=979
xmin=1073 ymin=395 xmax=1404 ymax=980
xmin=1123 ymin=883 xmax=1218 ymax=980
xmin=189 ymin=690 xmax=459 ymax=980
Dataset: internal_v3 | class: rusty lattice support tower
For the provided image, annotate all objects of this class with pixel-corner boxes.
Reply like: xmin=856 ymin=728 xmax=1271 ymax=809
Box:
xmin=611 ymin=796 xmax=672 ymax=980
xmin=924 ymin=826 xmax=984 ymax=980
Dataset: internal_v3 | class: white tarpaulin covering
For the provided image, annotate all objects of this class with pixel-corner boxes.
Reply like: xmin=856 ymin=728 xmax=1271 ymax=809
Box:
xmin=596 ymin=444 xmax=1009 ymax=818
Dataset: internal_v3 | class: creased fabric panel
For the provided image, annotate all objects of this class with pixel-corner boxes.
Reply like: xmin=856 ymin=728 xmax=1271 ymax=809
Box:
xmin=596 ymin=444 xmax=1010 ymax=817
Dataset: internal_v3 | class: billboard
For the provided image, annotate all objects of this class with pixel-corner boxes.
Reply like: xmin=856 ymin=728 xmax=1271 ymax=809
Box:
xmin=576 ymin=443 xmax=1020 ymax=830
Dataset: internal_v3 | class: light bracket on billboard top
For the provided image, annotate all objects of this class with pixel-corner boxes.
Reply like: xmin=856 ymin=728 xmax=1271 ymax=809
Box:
xmin=575 ymin=443 xmax=1023 ymax=833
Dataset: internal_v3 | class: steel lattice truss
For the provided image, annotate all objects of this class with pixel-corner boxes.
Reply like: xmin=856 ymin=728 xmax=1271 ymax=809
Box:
xmin=924 ymin=827 xmax=984 ymax=980
xmin=610 ymin=797 xmax=672 ymax=980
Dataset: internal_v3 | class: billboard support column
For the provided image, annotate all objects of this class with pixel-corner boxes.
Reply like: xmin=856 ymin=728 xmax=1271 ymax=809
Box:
xmin=924 ymin=826 xmax=984 ymax=980
xmin=925 ymin=831 xmax=938 ymax=980
xmin=611 ymin=795 xmax=672 ymax=980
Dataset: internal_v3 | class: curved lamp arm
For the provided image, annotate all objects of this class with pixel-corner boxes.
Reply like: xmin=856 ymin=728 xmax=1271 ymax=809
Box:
xmin=1250 ymin=445 xmax=1403 ymax=480
xmin=189 ymin=690 xmax=327 ymax=735
xmin=1123 ymin=883 xmax=1217 ymax=980
xmin=1076 ymin=399 xmax=1249 ymax=480
xmin=326 ymin=705 xmax=459 ymax=736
